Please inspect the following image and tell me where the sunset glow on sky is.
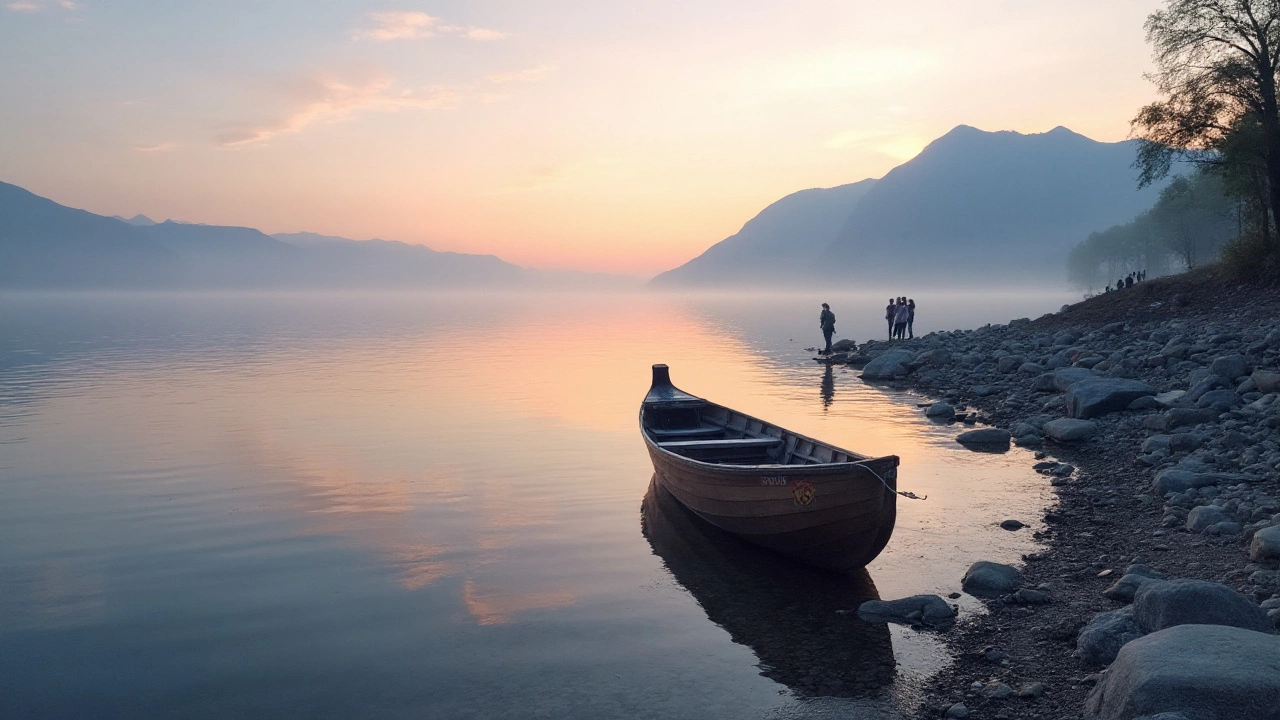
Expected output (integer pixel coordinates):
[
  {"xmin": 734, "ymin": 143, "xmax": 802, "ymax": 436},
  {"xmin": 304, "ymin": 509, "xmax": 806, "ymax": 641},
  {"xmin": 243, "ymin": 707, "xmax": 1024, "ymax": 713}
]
[{"xmin": 1, "ymin": 0, "xmax": 1163, "ymax": 275}]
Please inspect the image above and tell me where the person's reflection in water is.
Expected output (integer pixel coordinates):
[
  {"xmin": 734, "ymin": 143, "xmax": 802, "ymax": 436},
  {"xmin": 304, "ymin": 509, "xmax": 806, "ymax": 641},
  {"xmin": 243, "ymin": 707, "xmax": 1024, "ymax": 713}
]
[{"xmin": 821, "ymin": 364, "xmax": 835, "ymax": 411}]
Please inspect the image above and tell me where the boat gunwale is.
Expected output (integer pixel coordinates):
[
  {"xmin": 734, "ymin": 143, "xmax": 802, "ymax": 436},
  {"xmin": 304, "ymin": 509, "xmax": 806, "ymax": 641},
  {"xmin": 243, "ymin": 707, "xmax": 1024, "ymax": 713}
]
[{"xmin": 639, "ymin": 397, "xmax": 898, "ymax": 476}]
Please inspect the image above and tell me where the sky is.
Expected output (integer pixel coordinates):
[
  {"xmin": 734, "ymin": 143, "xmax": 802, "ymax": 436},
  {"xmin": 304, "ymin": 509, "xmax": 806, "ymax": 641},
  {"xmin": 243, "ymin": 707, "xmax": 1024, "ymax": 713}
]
[{"xmin": 0, "ymin": 0, "xmax": 1166, "ymax": 276}]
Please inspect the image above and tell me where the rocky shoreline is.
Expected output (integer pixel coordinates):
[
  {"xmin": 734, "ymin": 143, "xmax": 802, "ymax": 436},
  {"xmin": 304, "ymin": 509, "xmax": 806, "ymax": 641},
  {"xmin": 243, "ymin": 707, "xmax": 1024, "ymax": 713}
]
[{"xmin": 838, "ymin": 270, "xmax": 1280, "ymax": 719}]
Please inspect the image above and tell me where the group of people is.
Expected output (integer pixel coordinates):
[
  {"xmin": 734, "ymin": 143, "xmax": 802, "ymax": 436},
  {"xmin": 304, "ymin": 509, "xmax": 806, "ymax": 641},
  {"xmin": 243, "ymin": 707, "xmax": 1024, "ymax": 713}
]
[
  {"xmin": 816, "ymin": 297, "xmax": 918, "ymax": 355},
  {"xmin": 1105, "ymin": 270, "xmax": 1146, "ymax": 293},
  {"xmin": 886, "ymin": 297, "xmax": 915, "ymax": 340}
]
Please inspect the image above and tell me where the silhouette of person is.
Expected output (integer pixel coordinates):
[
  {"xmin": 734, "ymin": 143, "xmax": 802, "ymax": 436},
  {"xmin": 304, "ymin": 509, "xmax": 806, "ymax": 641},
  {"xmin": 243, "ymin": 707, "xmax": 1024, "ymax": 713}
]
[
  {"xmin": 819, "ymin": 303, "xmax": 836, "ymax": 354},
  {"xmin": 1125, "ymin": 275, "xmax": 1134, "ymax": 288},
  {"xmin": 820, "ymin": 364, "xmax": 834, "ymax": 410},
  {"xmin": 906, "ymin": 299, "xmax": 916, "ymax": 339},
  {"xmin": 893, "ymin": 300, "xmax": 909, "ymax": 340}
]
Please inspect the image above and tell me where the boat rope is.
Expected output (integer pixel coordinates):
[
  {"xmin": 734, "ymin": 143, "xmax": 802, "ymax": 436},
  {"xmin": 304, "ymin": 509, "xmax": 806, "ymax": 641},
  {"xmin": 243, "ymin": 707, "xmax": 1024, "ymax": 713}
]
[{"xmin": 857, "ymin": 462, "xmax": 927, "ymax": 501}]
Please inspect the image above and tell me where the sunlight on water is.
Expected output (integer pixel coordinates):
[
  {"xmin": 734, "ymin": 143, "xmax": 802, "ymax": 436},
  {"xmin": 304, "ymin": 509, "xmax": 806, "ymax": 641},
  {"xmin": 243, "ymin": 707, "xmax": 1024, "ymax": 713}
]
[{"xmin": 0, "ymin": 291, "xmax": 1068, "ymax": 719}]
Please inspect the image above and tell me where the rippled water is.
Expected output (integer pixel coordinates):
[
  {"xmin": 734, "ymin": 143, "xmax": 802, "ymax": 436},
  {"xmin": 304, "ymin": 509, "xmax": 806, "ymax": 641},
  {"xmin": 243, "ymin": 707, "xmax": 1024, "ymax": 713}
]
[{"xmin": 0, "ymin": 290, "xmax": 1072, "ymax": 719}]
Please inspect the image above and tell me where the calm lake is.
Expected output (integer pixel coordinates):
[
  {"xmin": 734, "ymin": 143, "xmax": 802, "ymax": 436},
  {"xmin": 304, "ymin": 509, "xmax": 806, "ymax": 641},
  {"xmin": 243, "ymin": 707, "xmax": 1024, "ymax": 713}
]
[{"xmin": 0, "ymin": 290, "xmax": 1075, "ymax": 719}]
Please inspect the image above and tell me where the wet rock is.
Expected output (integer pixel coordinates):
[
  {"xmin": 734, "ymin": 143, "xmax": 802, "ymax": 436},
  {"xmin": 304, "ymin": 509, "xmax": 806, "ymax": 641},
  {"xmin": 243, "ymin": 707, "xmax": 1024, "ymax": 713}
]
[
  {"xmin": 925, "ymin": 402, "xmax": 955, "ymax": 419},
  {"xmin": 944, "ymin": 702, "xmax": 968, "ymax": 719},
  {"xmin": 962, "ymin": 561, "xmax": 1022, "ymax": 597},
  {"xmin": 1065, "ymin": 378, "xmax": 1156, "ymax": 419},
  {"xmin": 829, "ymin": 338, "xmax": 857, "ymax": 353},
  {"xmin": 1000, "ymin": 519, "xmax": 1025, "ymax": 531},
  {"xmin": 1128, "ymin": 395, "xmax": 1164, "ymax": 411},
  {"xmin": 1083, "ymin": 625, "xmax": 1280, "ymax": 720},
  {"xmin": 856, "ymin": 594, "xmax": 956, "ymax": 628},
  {"xmin": 1132, "ymin": 579, "xmax": 1271, "ymax": 634},
  {"xmin": 1251, "ymin": 525, "xmax": 1280, "ymax": 562},
  {"xmin": 955, "ymin": 428, "xmax": 1011, "ymax": 447},
  {"xmin": 1043, "ymin": 418, "xmax": 1099, "ymax": 442},
  {"xmin": 1076, "ymin": 607, "xmax": 1143, "ymax": 665}
]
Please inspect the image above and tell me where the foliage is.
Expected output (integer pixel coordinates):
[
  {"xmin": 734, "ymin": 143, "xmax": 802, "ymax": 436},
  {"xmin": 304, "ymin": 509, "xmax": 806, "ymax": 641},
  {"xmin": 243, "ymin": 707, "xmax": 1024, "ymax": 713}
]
[
  {"xmin": 1221, "ymin": 227, "xmax": 1280, "ymax": 280},
  {"xmin": 1132, "ymin": 0, "xmax": 1280, "ymax": 274},
  {"xmin": 1067, "ymin": 171, "xmax": 1237, "ymax": 289}
]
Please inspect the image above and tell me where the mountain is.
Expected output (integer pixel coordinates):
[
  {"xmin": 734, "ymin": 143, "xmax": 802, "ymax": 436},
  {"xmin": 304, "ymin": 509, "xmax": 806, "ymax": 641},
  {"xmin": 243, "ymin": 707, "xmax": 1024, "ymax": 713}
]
[
  {"xmin": 112, "ymin": 213, "xmax": 158, "ymax": 226},
  {"xmin": 652, "ymin": 126, "xmax": 1163, "ymax": 288},
  {"xmin": 649, "ymin": 180, "xmax": 876, "ymax": 287},
  {"xmin": 0, "ymin": 181, "xmax": 630, "ymax": 290}
]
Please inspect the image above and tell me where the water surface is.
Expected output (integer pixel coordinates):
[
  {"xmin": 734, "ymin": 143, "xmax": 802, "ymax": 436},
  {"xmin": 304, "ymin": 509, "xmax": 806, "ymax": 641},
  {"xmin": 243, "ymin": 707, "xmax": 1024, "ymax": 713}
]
[{"xmin": 0, "ymin": 290, "xmax": 1070, "ymax": 719}]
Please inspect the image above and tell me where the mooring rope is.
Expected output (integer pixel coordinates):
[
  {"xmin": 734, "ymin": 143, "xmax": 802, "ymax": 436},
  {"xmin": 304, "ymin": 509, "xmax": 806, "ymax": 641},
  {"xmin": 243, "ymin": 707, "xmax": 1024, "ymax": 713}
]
[{"xmin": 856, "ymin": 462, "xmax": 927, "ymax": 501}]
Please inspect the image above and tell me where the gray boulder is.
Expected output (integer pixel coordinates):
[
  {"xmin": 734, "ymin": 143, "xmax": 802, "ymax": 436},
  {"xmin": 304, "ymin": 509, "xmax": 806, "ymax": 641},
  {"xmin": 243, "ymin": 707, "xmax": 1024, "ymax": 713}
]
[
  {"xmin": 1043, "ymin": 418, "xmax": 1099, "ymax": 442},
  {"xmin": 1104, "ymin": 574, "xmax": 1167, "ymax": 604},
  {"xmin": 1196, "ymin": 389, "xmax": 1243, "ymax": 410},
  {"xmin": 861, "ymin": 351, "xmax": 912, "ymax": 380},
  {"xmin": 1161, "ymin": 407, "xmax": 1221, "ymax": 430},
  {"xmin": 1084, "ymin": 624, "xmax": 1280, "ymax": 720},
  {"xmin": 1050, "ymin": 367, "xmax": 1100, "ymax": 391},
  {"xmin": 997, "ymin": 355, "xmax": 1026, "ymax": 373},
  {"xmin": 856, "ymin": 594, "xmax": 956, "ymax": 628},
  {"xmin": 956, "ymin": 428, "xmax": 1011, "ymax": 447},
  {"xmin": 1132, "ymin": 579, "xmax": 1271, "ymax": 634},
  {"xmin": 1209, "ymin": 353, "xmax": 1251, "ymax": 380},
  {"xmin": 1185, "ymin": 505, "xmax": 1232, "ymax": 533},
  {"xmin": 1251, "ymin": 525, "xmax": 1280, "ymax": 562},
  {"xmin": 1066, "ymin": 378, "xmax": 1156, "ymax": 419},
  {"xmin": 1152, "ymin": 469, "xmax": 1213, "ymax": 495},
  {"xmin": 925, "ymin": 402, "xmax": 955, "ymax": 419},
  {"xmin": 962, "ymin": 561, "xmax": 1022, "ymax": 597},
  {"xmin": 1253, "ymin": 369, "xmax": 1280, "ymax": 394},
  {"xmin": 830, "ymin": 338, "xmax": 857, "ymax": 352},
  {"xmin": 1077, "ymin": 606, "xmax": 1143, "ymax": 665}
]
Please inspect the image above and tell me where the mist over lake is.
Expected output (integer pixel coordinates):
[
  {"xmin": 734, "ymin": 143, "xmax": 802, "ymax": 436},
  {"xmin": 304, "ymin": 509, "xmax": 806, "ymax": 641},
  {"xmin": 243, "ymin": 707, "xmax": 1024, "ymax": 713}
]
[{"xmin": 1, "ymin": 289, "xmax": 1070, "ymax": 719}]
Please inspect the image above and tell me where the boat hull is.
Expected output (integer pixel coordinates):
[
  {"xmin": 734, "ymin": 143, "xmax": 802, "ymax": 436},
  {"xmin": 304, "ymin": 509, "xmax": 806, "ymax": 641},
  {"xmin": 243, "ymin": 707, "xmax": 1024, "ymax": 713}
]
[{"xmin": 644, "ymin": 438, "xmax": 898, "ymax": 571}]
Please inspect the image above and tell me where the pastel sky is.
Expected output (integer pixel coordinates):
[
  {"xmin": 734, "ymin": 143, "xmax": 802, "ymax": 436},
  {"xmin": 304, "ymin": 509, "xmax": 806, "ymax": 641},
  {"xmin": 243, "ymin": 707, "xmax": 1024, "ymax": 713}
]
[{"xmin": 0, "ymin": 0, "xmax": 1164, "ymax": 275}]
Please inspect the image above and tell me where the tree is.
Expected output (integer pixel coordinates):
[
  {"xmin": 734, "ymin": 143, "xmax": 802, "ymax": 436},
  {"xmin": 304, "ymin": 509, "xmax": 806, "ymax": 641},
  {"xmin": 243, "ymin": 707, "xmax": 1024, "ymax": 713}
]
[{"xmin": 1133, "ymin": 0, "xmax": 1280, "ymax": 245}]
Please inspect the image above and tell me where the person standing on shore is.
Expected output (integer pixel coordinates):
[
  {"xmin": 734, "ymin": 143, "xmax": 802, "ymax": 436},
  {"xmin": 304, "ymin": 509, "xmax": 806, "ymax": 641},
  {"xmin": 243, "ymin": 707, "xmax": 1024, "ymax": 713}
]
[
  {"xmin": 906, "ymin": 299, "xmax": 916, "ymax": 339},
  {"xmin": 819, "ymin": 303, "xmax": 836, "ymax": 354},
  {"xmin": 893, "ymin": 299, "xmax": 910, "ymax": 340},
  {"xmin": 885, "ymin": 298, "xmax": 896, "ymax": 339}
]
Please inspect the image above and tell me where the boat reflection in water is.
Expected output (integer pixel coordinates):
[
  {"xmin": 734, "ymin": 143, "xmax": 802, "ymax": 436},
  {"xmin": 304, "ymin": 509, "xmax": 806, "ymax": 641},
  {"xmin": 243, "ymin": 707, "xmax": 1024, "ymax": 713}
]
[{"xmin": 641, "ymin": 479, "xmax": 896, "ymax": 698}]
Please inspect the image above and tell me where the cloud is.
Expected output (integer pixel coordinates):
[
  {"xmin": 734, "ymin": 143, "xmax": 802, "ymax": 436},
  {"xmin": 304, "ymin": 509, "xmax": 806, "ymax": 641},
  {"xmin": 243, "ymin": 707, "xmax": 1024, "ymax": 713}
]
[
  {"xmin": 354, "ymin": 11, "xmax": 506, "ymax": 42},
  {"xmin": 132, "ymin": 142, "xmax": 176, "ymax": 153},
  {"xmin": 217, "ymin": 73, "xmax": 461, "ymax": 147},
  {"xmin": 485, "ymin": 65, "xmax": 555, "ymax": 85},
  {"xmin": 5, "ymin": 0, "xmax": 78, "ymax": 10}
]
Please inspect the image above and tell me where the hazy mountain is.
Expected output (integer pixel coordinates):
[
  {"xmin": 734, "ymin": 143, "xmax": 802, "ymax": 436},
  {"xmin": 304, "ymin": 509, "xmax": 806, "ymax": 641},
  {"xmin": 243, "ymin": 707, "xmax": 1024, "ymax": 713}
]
[
  {"xmin": 1, "ymin": 181, "xmax": 181, "ymax": 288},
  {"xmin": 112, "ymin": 213, "xmax": 158, "ymax": 226},
  {"xmin": 0, "ymin": 182, "xmax": 631, "ymax": 289},
  {"xmin": 652, "ymin": 126, "xmax": 1163, "ymax": 288},
  {"xmin": 649, "ymin": 180, "xmax": 876, "ymax": 287}
]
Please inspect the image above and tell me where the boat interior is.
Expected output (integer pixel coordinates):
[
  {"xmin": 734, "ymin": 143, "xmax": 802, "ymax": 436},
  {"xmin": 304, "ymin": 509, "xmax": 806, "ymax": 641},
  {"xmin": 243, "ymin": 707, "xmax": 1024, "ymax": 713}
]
[{"xmin": 642, "ymin": 401, "xmax": 860, "ymax": 466}]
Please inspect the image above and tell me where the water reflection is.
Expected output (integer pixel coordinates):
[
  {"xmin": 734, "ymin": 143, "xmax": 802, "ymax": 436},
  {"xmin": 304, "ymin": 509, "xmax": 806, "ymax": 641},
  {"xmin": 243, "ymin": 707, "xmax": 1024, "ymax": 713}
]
[
  {"xmin": 641, "ymin": 479, "xmax": 895, "ymax": 698},
  {"xmin": 820, "ymin": 364, "xmax": 834, "ymax": 410}
]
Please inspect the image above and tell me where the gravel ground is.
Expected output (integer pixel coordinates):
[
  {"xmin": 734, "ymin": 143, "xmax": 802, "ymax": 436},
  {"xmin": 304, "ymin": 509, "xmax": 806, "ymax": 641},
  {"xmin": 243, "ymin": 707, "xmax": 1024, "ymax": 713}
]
[{"xmin": 841, "ymin": 268, "xmax": 1280, "ymax": 719}]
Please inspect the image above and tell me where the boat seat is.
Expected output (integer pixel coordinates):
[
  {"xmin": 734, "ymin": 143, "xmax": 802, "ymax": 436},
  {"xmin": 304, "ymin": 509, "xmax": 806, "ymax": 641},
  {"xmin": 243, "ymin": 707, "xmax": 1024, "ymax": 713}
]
[
  {"xmin": 648, "ymin": 425, "xmax": 723, "ymax": 439},
  {"xmin": 658, "ymin": 437, "xmax": 782, "ymax": 451}
]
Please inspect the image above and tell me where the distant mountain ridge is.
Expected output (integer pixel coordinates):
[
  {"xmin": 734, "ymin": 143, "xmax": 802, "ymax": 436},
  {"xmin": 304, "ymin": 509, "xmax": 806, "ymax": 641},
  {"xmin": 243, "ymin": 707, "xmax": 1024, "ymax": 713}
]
[
  {"xmin": 0, "ymin": 182, "xmax": 636, "ymax": 290},
  {"xmin": 651, "ymin": 125, "xmax": 1163, "ymax": 288}
]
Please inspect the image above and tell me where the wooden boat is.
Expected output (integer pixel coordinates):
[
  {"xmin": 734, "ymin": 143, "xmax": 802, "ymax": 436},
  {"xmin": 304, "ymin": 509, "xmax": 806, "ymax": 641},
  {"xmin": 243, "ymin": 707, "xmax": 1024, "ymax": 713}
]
[{"xmin": 640, "ymin": 364, "xmax": 900, "ymax": 571}]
